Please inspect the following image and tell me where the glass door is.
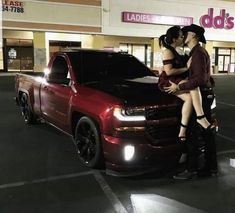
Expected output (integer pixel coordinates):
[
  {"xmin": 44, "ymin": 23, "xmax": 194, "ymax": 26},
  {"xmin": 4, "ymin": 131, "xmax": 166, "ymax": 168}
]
[
  {"xmin": 218, "ymin": 55, "xmax": 231, "ymax": 72},
  {"xmin": 6, "ymin": 39, "xmax": 33, "ymax": 72},
  {"xmin": 217, "ymin": 48, "xmax": 231, "ymax": 73}
]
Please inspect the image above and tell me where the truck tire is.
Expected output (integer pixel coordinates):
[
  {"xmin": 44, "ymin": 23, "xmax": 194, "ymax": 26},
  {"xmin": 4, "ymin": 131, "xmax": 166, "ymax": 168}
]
[
  {"xmin": 20, "ymin": 93, "xmax": 36, "ymax": 124},
  {"xmin": 74, "ymin": 116, "xmax": 104, "ymax": 169}
]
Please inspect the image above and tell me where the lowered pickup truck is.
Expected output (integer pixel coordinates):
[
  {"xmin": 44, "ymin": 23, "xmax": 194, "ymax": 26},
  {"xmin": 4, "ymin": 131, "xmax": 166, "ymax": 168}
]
[{"xmin": 15, "ymin": 49, "xmax": 216, "ymax": 176}]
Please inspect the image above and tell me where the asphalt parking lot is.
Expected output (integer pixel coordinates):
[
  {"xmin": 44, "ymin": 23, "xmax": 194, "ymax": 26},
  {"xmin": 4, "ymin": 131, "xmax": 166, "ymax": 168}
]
[{"xmin": 0, "ymin": 74, "xmax": 235, "ymax": 213}]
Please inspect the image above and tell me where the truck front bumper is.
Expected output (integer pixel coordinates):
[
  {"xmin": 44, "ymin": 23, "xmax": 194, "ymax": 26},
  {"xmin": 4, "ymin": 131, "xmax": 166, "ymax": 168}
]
[{"xmin": 102, "ymin": 133, "xmax": 183, "ymax": 177}]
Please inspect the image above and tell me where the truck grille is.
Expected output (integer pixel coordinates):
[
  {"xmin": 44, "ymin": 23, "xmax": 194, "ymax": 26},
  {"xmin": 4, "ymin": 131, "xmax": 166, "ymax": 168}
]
[
  {"xmin": 145, "ymin": 105, "xmax": 181, "ymax": 144},
  {"xmin": 145, "ymin": 105, "xmax": 181, "ymax": 120},
  {"xmin": 146, "ymin": 125, "xmax": 178, "ymax": 144}
]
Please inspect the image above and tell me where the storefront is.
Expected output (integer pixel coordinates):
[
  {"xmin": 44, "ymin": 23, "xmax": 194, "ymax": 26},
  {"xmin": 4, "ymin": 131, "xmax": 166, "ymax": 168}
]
[
  {"xmin": 102, "ymin": 0, "xmax": 235, "ymax": 73},
  {"xmin": 213, "ymin": 44, "xmax": 235, "ymax": 73},
  {"xmin": 1, "ymin": 0, "xmax": 102, "ymax": 72},
  {"xmin": 1, "ymin": 0, "xmax": 235, "ymax": 74},
  {"xmin": 3, "ymin": 38, "xmax": 33, "ymax": 72}
]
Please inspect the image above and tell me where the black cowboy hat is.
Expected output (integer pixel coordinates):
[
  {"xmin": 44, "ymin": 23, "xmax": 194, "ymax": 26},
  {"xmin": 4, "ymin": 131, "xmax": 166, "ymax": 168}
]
[{"xmin": 182, "ymin": 24, "xmax": 206, "ymax": 44}]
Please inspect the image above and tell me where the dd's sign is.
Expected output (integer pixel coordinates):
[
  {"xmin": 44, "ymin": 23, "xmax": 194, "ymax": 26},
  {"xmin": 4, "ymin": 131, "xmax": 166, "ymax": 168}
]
[{"xmin": 200, "ymin": 8, "xmax": 234, "ymax": 30}]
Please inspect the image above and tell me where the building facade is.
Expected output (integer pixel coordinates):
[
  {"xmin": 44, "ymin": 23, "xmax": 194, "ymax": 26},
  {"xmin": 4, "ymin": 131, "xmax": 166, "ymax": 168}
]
[{"xmin": 1, "ymin": 0, "xmax": 235, "ymax": 73}]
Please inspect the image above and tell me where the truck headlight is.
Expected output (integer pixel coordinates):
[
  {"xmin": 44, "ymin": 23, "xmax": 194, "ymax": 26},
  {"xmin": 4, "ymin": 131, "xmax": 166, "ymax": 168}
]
[
  {"xmin": 113, "ymin": 107, "xmax": 146, "ymax": 121},
  {"xmin": 124, "ymin": 145, "xmax": 135, "ymax": 161}
]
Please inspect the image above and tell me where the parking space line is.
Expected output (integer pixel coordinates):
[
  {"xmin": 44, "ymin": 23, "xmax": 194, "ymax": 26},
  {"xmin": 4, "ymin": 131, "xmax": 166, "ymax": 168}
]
[
  {"xmin": 217, "ymin": 101, "xmax": 235, "ymax": 107},
  {"xmin": 217, "ymin": 133, "xmax": 235, "ymax": 143},
  {"xmin": 93, "ymin": 171, "xmax": 128, "ymax": 213},
  {"xmin": 217, "ymin": 149, "xmax": 235, "ymax": 155},
  {"xmin": 0, "ymin": 171, "xmax": 92, "ymax": 190},
  {"xmin": 217, "ymin": 133, "xmax": 235, "ymax": 156},
  {"xmin": 0, "ymin": 181, "xmax": 27, "ymax": 190}
]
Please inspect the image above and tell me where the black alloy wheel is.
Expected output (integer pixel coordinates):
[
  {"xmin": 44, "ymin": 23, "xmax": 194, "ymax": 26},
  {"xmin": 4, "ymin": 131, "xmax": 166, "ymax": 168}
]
[
  {"xmin": 74, "ymin": 116, "xmax": 104, "ymax": 168},
  {"xmin": 20, "ymin": 93, "xmax": 35, "ymax": 124}
]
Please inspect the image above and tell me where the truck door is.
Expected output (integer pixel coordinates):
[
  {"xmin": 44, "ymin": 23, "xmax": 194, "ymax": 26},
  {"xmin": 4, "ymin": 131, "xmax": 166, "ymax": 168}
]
[{"xmin": 40, "ymin": 55, "xmax": 71, "ymax": 131}]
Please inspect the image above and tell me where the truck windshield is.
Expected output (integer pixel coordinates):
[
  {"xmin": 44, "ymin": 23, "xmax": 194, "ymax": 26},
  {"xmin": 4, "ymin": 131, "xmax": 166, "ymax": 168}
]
[{"xmin": 69, "ymin": 51, "xmax": 155, "ymax": 84}]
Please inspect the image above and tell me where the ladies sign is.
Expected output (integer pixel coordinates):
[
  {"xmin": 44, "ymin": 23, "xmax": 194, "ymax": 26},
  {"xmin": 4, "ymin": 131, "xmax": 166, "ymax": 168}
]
[
  {"xmin": 122, "ymin": 12, "xmax": 193, "ymax": 26},
  {"xmin": 200, "ymin": 8, "xmax": 234, "ymax": 30}
]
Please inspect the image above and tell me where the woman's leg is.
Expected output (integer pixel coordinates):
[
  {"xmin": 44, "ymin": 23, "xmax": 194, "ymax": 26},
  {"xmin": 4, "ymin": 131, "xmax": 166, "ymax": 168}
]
[
  {"xmin": 189, "ymin": 87, "xmax": 211, "ymax": 129},
  {"xmin": 176, "ymin": 92, "xmax": 193, "ymax": 139}
]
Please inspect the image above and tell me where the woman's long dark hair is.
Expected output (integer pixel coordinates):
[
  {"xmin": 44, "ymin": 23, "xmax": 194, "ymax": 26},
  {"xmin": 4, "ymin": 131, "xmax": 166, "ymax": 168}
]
[{"xmin": 159, "ymin": 25, "xmax": 182, "ymax": 60}]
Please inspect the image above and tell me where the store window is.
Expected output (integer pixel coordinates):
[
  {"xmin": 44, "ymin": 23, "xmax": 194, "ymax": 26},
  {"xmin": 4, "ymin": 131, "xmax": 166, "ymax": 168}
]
[
  {"xmin": 49, "ymin": 41, "xmax": 81, "ymax": 58},
  {"xmin": 0, "ymin": 49, "xmax": 3, "ymax": 71},
  {"xmin": 214, "ymin": 47, "xmax": 235, "ymax": 73},
  {"xmin": 6, "ymin": 39, "xmax": 33, "ymax": 72},
  {"xmin": 119, "ymin": 43, "xmax": 151, "ymax": 67},
  {"xmin": 230, "ymin": 49, "xmax": 235, "ymax": 73}
]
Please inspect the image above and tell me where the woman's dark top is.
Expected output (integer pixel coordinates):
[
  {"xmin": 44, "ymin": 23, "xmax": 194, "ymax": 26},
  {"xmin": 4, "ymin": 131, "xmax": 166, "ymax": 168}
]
[{"xmin": 158, "ymin": 54, "xmax": 189, "ymax": 92}]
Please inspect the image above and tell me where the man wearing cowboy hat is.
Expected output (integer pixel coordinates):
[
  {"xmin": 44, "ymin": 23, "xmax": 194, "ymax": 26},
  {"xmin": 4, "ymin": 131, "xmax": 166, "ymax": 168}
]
[
  {"xmin": 165, "ymin": 24, "xmax": 218, "ymax": 179},
  {"xmin": 165, "ymin": 24, "xmax": 209, "ymax": 92}
]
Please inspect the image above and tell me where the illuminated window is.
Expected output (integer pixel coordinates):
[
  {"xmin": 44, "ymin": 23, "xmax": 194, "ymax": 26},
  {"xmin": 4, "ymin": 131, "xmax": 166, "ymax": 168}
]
[
  {"xmin": 6, "ymin": 39, "xmax": 33, "ymax": 72},
  {"xmin": 119, "ymin": 43, "xmax": 151, "ymax": 67}
]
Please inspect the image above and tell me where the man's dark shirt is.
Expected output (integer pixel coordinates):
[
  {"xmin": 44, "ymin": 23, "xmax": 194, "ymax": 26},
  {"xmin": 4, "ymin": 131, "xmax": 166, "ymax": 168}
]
[{"xmin": 179, "ymin": 44, "xmax": 211, "ymax": 90}]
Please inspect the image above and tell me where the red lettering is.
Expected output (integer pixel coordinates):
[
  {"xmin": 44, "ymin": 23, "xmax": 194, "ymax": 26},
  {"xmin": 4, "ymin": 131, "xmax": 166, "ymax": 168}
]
[
  {"xmin": 213, "ymin": 9, "xmax": 225, "ymax": 29},
  {"xmin": 200, "ymin": 8, "xmax": 213, "ymax": 28},
  {"xmin": 14, "ymin": 1, "xmax": 20, "ymax": 7},
  {"xmin": 225, "ymin": 17, "xmax": 234, "ymax": 29},
  {"xmin": 200, "ymin": 8, "xmax": 234, "ymax": 30},
  {"xmin": 3, "ymin": 1, "xmax": 23, "ymax": 7},
  {"xmin": 3, "ymin": 0, "xmax": 9, "ymax": 5}
]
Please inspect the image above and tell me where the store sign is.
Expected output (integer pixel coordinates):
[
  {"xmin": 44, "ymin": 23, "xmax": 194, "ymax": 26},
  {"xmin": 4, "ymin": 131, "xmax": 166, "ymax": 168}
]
[
  {"xmin": 200, "ymin": 8, "xmax": 234, "ymax": 29},
  {"xmin": 8, "ymin": 48, "xmax": 17, "ymax": 59},
  {"xmin": 122, "ymin": 11, "xmax": 193, "ymax": 26},
  {"xmin": 0, "ymin": 2, "xmax": 2, "ymax": 49},
  {"xmin": 2, "ymin": 1, "xmax": 24, "ymax": 13}
]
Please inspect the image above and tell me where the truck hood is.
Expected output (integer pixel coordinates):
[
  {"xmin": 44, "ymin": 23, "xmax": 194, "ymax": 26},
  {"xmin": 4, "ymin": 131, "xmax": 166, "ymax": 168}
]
[{"xmin": 84, "ymin": 76, "xmax": 180, "ymax": 106}]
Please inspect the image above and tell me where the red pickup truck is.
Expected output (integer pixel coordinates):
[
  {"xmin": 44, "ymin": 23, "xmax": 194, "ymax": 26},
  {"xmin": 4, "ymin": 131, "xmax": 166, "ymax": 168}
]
[{"xmin": 15, "ymin": 49, "xmax": 216, "ymax": 176}]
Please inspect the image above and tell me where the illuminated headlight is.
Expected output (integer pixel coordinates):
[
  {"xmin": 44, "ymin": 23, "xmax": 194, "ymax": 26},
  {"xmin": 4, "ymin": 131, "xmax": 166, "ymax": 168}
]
[
  {"xmin": 211, "ymin": 97, "xmax": 216, "ymax": 110},
  {"xmin": 113, "ymin": 107, "xmax": 145, "ymax": 121},
  {"xmin": 124, "ymin": 145, "xmax": 135, "ymax": 161}
]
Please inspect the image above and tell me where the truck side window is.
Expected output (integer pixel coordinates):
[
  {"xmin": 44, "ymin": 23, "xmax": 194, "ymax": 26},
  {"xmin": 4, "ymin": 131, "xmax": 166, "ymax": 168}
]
[{"xmin": 50, "ymin": 56, "xmax": 70, "ymax": 85}]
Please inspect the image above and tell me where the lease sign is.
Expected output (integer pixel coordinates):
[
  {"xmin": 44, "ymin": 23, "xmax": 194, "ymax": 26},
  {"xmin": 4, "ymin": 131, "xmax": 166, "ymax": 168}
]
[{"xmin": 2, "ymin": 1, "xmax": 24, "ymax": 13}]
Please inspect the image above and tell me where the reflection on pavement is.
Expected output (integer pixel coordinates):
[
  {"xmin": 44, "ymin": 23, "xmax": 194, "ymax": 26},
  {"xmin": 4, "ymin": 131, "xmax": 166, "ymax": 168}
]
[{"xmin": 131, "ymin": 194, "xmax": 205, "ymax": 213}]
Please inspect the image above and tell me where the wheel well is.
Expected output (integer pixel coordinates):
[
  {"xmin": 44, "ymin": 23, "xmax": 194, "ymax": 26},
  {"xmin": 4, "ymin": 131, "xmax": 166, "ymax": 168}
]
[
  {"xmin": 71, "ymin": 112, "xmax": 101, "ymax": 138},
  {"xmin": 71, "ymin": 111, "xmax": 83, "ymax": 137},
  {"xmin": 18, "ymin": 91, "xmax": 24, "ymax": 102}
]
